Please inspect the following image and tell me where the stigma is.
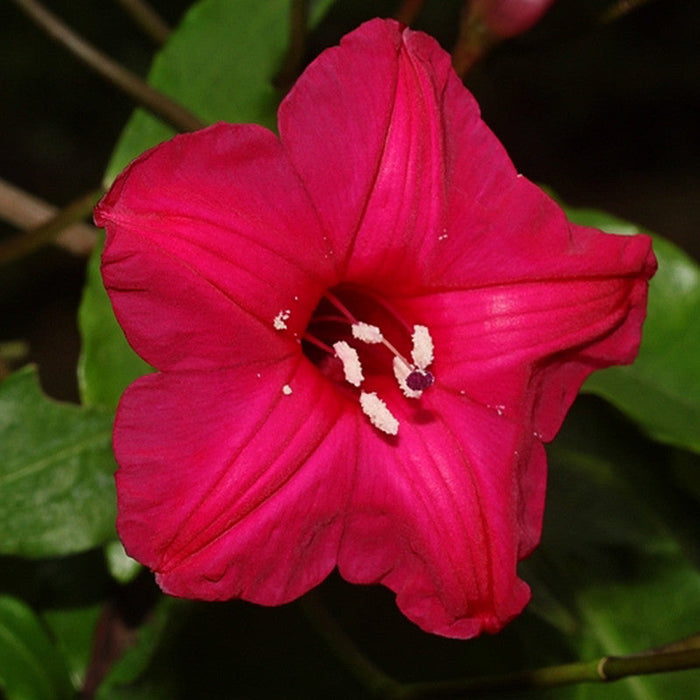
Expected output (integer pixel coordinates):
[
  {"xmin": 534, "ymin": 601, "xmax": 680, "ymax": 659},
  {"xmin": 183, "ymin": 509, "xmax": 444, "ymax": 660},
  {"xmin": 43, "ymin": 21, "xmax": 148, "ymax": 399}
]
[{"xmin": 407, "ymin": 369, "xmax": 435, "ymax": 391}]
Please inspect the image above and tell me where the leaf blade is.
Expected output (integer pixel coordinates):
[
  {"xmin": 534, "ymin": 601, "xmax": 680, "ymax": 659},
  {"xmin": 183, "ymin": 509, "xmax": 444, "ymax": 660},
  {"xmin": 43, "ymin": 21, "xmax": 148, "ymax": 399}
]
[
  {"xmin": 0, "ymin": 596, "xmax": 73, "ymax": 700},
  {"xmin": 0, "ymin": 367, "xmax": 117, "ymax": 557}
]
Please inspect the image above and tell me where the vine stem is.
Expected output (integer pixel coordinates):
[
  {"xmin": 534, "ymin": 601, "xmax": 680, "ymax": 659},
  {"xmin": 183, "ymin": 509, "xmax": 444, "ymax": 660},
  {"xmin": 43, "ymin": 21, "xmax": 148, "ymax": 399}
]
[
  {"xmin": 0, "ymin": 178, "xmax": 98, "ymax": 257},
  {"xmin": 8, "ymin": 0, "xmax": 205, "ymax": 133},
  {"xmin": 394, "ymin": 0, "xmax": 427, "ymax": 25},
  {"xmin": 451, "ymin": 1, "xmax": 496, "ymax": 79},
  {"xmin": 395, "ymin": 644, "xmax": 700, "ymax": 698},
  {"xmin": 0, "ymin": 184, "xmax": 103, "ymax": 265},
  {"xmin": 302, "ymin": 594, "xmax": 700, "ymax": 699},
  {"xmin": 114, "ymin": 0, "xmax": 171, "ymax": 45},
  {"xmin": 601, "ymin": 0, "xmax": 659, "ymax": 24},
  {"xmin": 275, "ymin": 0, "xmax": 308, "ymax": 94},
  {"xmin": 299, "ymin": 592, "xmax": 400, "ymax": 698}
]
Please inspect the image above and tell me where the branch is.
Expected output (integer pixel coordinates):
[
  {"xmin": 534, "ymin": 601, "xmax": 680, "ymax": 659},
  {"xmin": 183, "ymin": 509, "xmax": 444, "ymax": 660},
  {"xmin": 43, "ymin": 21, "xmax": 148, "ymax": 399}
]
[
  {"xmin": 275, "ymin": 0, "xmax": 308, "ymax": 93},
  {"xmin": 0, "ymin": 184, "xmax": 103, "ymax": 265},
  {"xmin": 394, "ymin": 0, "xmax": 427, "ymax": 25},
  {"xmin": 114, "ymin": 0, "xmax": 171, "ymax": 46},
  {"xmin": 451, "ymin": 2, "xmax": 495, "ymax": 79},
  {"xmin": 396, "ymin": 634, "xmax": 700, "ymax": 698},
  {"xmin": 299, "ymin": 593, "xmax": 400, "ymax": 698},
  {"xmin": 303, "ymin": 596, "xmax": 700, "ymax": 700},
  {"xmin": 0, "ymin": 178, "xmax": 98, "ymax": 257},
  {"xmin": 601, "ymin": 0, "xmax": 660, "ymax": 24},
  {"xmin": 9, "ymin": 0, "xmax": 205, "ymax": 133}
]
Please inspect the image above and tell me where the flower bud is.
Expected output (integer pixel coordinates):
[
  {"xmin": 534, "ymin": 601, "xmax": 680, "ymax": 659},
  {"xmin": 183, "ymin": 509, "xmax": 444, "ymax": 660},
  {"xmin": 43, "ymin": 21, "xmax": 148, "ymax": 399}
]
[{"xmin": 470, "ymin": 0, "xmax": 556, "ymax": 39}]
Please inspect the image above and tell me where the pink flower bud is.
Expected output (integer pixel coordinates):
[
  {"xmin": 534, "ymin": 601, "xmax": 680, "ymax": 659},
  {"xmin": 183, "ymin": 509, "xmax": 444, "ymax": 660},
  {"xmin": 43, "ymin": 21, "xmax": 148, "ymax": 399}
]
[{"xmin": 470, "ymin": 0, "xmax": 556, "ymax": 39}]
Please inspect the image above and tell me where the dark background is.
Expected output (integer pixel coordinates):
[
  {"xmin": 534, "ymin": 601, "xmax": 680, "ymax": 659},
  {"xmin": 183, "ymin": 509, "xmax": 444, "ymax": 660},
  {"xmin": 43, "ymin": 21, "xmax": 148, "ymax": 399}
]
[{"xmin": 1, "ymin": 0, "xmax": 698, "ymax": 401}]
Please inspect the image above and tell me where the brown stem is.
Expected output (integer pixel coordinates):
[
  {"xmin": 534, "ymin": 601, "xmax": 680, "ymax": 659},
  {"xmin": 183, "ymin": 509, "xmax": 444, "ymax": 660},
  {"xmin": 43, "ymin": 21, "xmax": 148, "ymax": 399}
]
[
  {"xmin": 9, "ymin": 0, "xmax": 205, "ymax": 133},
  {"xmin": 451, "ymin": 4, "xmax": 496, "ymax": 79},
  {"xmin": 302, "ymin": 595, "xmax": 700, "ymax": 700},
  {"xmin": 114, "ymin": 0, "xmax": 171, "ymax": 45},
  {"xmin": 601, "ymin": 0, "xmax": 659, "ymax": 24},
  {"xmin": 274, "ymin": 0, "xmax": 308, "ymax": 94},
  {"xmin": 0, "ymin": 178, "xmax": 98, "ymax": 257},
  {"xmin": 0, "ymin": 186, "xmax": 103, "ymax": 265},
  {"xmin": 395, "ymin": 636, "xmax": 700, "ymax": 698},
  {"xmin": 299, "ymin": 592, "xmax": 400, "ymax": 698},
  {"xmin": 394, "ymin": 0, "xmax": 427, "ymax": 25}
]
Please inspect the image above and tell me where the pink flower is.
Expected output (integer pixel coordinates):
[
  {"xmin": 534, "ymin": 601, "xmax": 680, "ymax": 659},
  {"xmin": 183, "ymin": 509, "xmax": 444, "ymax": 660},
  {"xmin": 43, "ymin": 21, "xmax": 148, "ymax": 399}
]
[{"xmin": 94, "ymin": 19, "xmax": 655, "ymax": 638}]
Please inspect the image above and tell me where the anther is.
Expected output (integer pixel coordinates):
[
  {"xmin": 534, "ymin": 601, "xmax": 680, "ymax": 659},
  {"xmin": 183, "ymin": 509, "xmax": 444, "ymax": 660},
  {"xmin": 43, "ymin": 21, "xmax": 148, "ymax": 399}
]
[
  {"xmin": 352, "ymin": 322, "xmax": 383, "ymax": 344},
  {"xmin": 273, "ymin": 309, "xmax": 291, "ymax": 330},
  {"xmin": 308, "ymin": 293, "xmax": 438, "ymax": 434},
  {"xmin": 333, "ymin": 340, "xmax": 364, "ymax": 387},
  {"xmin": 360, "ymin": 391, "xmax": 399, "ymax": 436},
  {"xmin": 411, "ymin": 325, "xmax": 434, "ymax": 369}
]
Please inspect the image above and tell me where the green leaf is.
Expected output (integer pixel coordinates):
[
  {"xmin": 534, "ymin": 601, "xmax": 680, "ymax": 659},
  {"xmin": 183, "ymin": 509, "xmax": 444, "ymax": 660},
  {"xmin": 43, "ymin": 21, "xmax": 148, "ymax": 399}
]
[
  {"xmin": 78, "ymin": 236, "xmax": 151, "ymax": 410},
  {"xmin": 42, "ymin": 605, "xmax": 102, "ymax": 692},
  {"xmin": 104, "ymin": 0, "xmax": 337, "ymax": 183},
  {"xmin": 532, "ymin": 399, "xmax": 700, "ymax": 699},
  {"xmin": 0, "ymin": 366, "xmax": 117, "ymax": 557},
  {"xmin": 565, "ymin": 205, "xmax": 700, "ymax": 454},
  {"xmin": 0, "ymin": 595, "xmax": 73, "ymax": 700}
]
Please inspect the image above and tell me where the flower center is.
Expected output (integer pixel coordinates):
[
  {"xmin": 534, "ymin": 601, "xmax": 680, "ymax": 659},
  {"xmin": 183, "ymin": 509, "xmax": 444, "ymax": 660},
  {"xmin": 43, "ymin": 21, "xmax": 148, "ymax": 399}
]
[{"xmin": 301, "ymin": 285, "xmax": 435, "ymax": 436}]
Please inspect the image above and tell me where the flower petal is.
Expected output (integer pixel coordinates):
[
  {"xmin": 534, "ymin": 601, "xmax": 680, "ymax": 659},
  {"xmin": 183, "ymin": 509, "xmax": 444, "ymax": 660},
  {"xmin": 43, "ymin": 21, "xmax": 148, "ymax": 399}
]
[
  {"xmin": 279, "ymin": 20, "xmax": 455, "ymax": 288},
  {"xmin": 428, "ymin": 61, "xmax": 656, "ymax": 292},
  {"xmin": 115, "ymin": 358, "xmax": 358, "ymax": 603},
  {"xmin": 338, "ymin": 380, "xmax": 542, "ymax": 638},
  {"xmin": 395, "ymin": 233, "xmax": 653, "ymax": 441},
  {"xmin": 96, "ymin": 123, "xmax": 333, "ymax": 370}
]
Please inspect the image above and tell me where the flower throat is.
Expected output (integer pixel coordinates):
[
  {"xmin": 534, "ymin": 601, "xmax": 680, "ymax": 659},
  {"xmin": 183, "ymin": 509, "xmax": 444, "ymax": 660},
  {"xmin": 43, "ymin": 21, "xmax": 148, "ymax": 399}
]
[{"xmin": 300, "ymin": 287, "xmax": 435, "ymax": 436}]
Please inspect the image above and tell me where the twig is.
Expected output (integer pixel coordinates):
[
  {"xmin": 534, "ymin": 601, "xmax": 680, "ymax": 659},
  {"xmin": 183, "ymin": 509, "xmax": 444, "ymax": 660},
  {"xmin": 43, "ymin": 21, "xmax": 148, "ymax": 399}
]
[
  {"xmin": 274, "ymin": 0, "xmax": 308, "ymax": 93},
  {"xmin": 302, "ymin": 595, "xmax": 700, "ymax": 700},
  {"xmin": 114, "ymin": 0, "xmax": 171, "ymax": 46},
  {"xmin": 299, "ymin": 592, "xmax": 400, "ymax": 698},
  {"xmin": 0, "ymin": 186, "xmax": 104, "ymax": 265},
  {"xmin": 451, "ymin": 3, "xmax": 495, "ymax": 79},
  {"xmin": 601, "ymin": 0, "xmax": 659, "ymax": 24},
  {"xmin": 395, "ymin": 634, "xmax": 700, "ymax": 698},
  {"xmin": 9, "ymin": 0, "xmax": 205, "ymax": 133},
  {"xmin": 394, "ymin": 0, "xmax": 427, "ymax": 25},
  {"xmin": 0, "ymin": 178, "xmax": 98, "ymax": 257}
]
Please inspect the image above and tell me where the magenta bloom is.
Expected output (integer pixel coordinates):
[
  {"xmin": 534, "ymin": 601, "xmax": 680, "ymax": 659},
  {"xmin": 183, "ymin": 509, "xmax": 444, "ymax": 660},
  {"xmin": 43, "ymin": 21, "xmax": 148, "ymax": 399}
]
[{"xmin": 95, "ymin": 19, "xmax": 655, "ymax": 638}]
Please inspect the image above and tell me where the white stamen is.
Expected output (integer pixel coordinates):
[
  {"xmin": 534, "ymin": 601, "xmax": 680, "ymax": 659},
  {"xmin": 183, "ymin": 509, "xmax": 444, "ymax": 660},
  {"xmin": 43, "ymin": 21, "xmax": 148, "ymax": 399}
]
[
  {"xmin": 411, "ymin": 325, "xmax": 434, "ymax": 369},
  {"xmin": 360, "ymin": 391, "xmax": 399, "ymax": 436},
  {"xmin": 273, "ymin": 309, "xmax": 291, "ymax": 330},
  {"xmin": 333, "ymin": 341, "xmax": 364, "ymax": 387},
  {"xmin": 352, "ymin": 322, "xmax": 384, "ymax": 344},
  {"xmin": 282, "ymin": 384, "xmax": 293, "ymax": 395},
  {"xmin": 392, "ymin": 357, "xmax": 422, "ymax": 399}
]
